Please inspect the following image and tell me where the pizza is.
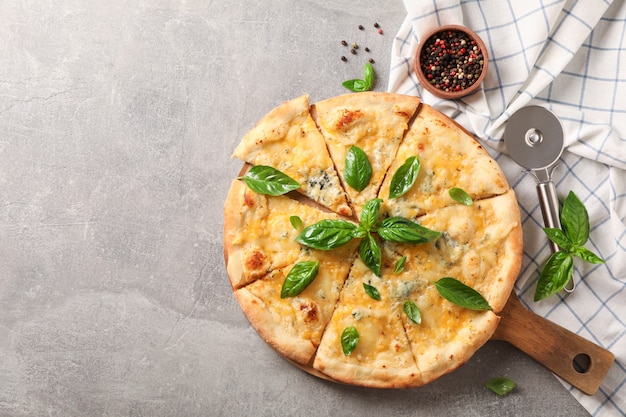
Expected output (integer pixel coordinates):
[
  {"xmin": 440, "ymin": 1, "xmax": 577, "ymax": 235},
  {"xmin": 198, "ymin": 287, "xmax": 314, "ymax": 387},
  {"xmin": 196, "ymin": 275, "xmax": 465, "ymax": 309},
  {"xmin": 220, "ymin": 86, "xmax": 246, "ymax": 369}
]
[{"xmin": 224, "ymin": 92, "xmax": 523, "ymax": 388}]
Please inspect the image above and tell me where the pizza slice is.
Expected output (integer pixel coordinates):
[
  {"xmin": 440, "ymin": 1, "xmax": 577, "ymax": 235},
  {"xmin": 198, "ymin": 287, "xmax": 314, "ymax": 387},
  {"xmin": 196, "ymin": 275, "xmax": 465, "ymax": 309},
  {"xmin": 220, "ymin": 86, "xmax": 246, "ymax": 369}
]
[
  {"xmin": 232, "ymin": 94, "xmax": 352, "ymax": 217},
  {"xmin": 383, "ymin": 189, "xmax": 522, "ymax": 314},
  {"xmin": 224, "ymin": 179, "xmax": 358, "ymax": 289},
  {"xmin": 379, "ymin": 104, "xmax": 509, "ymax": 220},
  {"xmin": 313, "ymin": 257, "xmax": 423, "ymax": 388},
  {"xmin": 234, "ymin": 243, "xmax": 357, "ymax": 365},
  {"xmin": 312, "ymin": 92, "xmax": 421, "ymax": 217},
  {"xmin": 383, "ymin": 263, "xmax": 500, "ymax": 384}
]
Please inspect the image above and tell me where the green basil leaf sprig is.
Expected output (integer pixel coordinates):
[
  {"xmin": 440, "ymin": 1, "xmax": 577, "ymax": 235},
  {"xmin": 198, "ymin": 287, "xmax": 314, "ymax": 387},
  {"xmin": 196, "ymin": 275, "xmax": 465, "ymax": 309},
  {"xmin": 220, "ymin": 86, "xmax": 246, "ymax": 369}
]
[
  {"xmin": 534, "ymin": 191, "xmax": 605, "ymax": 301},
  {"xmin": 434, "ymin": 277, "xmax": 492, "ymax": 311},
  {"xmin": 341, "ymin": 325, "xmax": 359, "ymax": 355},
  {"xmin": 295, "ymin": 198, "xmax": 440, "ymax": 276},
  {"xmin": 403, "ymin": 300, "xmax": 421, "ymax": 325},
  {"xmin": 534, "ymin": 252, "xmax": 574, "ymax": 301},
  {"xmin": 344, "ymin": 146, "xmax": 372, "ymax": 191},
  {"xmin": 360, "ymin": 198, "xmax": 382, "ymax": 230},
  {"xmin": 342, "ymin": 62, "xmax": 375, "ymax": 92},
  {"xmin": 376, "ymin": 217, "xmax": 442, "ymax": 244},
  {"xmin": 394, "ymin": 256, "xmax": 407, "ymax": 274},
  {"xmin": 363, "ymin": 282, "xmax": 381, "ymax": 300},
  {"xmin": 280, "ymin": 261, "xmax": 319, "ymax": 298},
  {"xmin": 295, "ymin": 219, "xmax": 358, "ymax": 250},
  {"xmin": 289, "ymin": 215, "xmax": 303, "ymax": 230},
  {"xmin": 239, "ymin": 165, "xmax": 300, "ymax": 196},
  {"xmin": 449, "ymin": 187, "xmax": 473, "ymax": 206},
  {"xmin": 389, "ymin": 156, "xmax": 421, "ymax": 199},
  {"xmin": 486, "ymin": 377, "xmax": 516, "ymax": 396},
  {"xmin": 359, "ymin": 233, "xmax": 382, "ymax": 276}
]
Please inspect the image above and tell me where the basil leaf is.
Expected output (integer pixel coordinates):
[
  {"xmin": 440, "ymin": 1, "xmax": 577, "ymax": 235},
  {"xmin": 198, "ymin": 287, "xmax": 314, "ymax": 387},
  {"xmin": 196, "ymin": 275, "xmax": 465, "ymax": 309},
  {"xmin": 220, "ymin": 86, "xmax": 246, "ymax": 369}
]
[
  {"xmin": 341, "ymin": 325, "xmax": 359, "ymax": 355},
  {"xmin": 342, "ymin": 63, "xmax": 375, "ymax": 92},
  {"xmin": 389, "ymin": 156, "xmax": 420, "ymax": 199},
  {"xmin": 449, "ymin": 187, "xmax": 473, "ymax": 206},
  {"xmin": 289, "ymin": 215, "xmax": 303, "ymax": 230},
  {"xmin": 280, "ymin": 261, "xmax": 319, "ymax": 298},
  {"xmin": 573, "ymin": 247, "xmax": 605, "ymax": 264},
  {"xmin": 239, "ymin": 165, "xmax": 300, "ymax": 196},
  {"xmin": 359, "ymin": 233, "xmax": 382, "ymax": 276},
  {"xmin": 403, "ymin": 300, "xmax": 421, "ymax": 324},
  {"xmin": 486, "ymin": 377, "xmax": 516, "ymax": 396},
  {"xmin": 363, "ymin": 283, "xmax": 381, "ymax": 300},
  {"xmin": 351, "ymin": 224, "xmax": 368, "ymax": 239},
  {"xmin": 360, "ymin": 198, "xmax": 382, "ymax": 230},
  {"xmin": 375, "ymin": 217, "xmax": 441, "ymax": 244},
  {"xmin": 394, "ymin": 255, "xmax": 407, "ymax": 274},
  {"xmin": 543, "ymin": 227, "xmax": 573, "ymax": 251},
  {"xmin": 342, "ymin": 79, "xmax": 369, "ymax": 93},
  {"xmin": 296, "ymin": 219, "xmax": 357, "ymax": 250},
  {"xmin": 561, "ymin": 191, "xmax": 589, "ymax": 247},
  {"xmin": 434, "ymin": 277, "xmax": 492, "ymax": 311},
  {"xmin": 363, "ymin": 62, "xmax": 374, "ymax": 88},
  {"xmin": 344, "ymin": 146, "xmax": 372, "ymax": 191},
  {"xmin": 534, "ymin": 251, "xmax": 574, "ymax": 301}
]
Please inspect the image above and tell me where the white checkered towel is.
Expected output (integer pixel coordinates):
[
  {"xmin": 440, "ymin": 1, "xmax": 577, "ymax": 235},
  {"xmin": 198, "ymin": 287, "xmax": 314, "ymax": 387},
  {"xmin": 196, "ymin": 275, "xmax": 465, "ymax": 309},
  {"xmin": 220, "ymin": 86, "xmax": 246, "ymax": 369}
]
[{"xmin": 388, "ymin": 1, "xmax": 626, "ymax": 415}]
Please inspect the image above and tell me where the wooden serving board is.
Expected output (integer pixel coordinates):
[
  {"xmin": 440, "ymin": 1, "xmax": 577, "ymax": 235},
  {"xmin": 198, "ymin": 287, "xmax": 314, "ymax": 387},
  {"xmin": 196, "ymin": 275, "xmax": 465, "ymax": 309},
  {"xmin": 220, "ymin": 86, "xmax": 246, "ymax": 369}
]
[
  {"xmin": 229, "ymin": 164, "xmax": 614, "ymax": 395},
  {"xmin": 491, "ymin": 292, "xmax": 614, "ymax": 395},
  {"xmin": 285, "ymin": 292, "xmax": 615, "ymax": 395}
]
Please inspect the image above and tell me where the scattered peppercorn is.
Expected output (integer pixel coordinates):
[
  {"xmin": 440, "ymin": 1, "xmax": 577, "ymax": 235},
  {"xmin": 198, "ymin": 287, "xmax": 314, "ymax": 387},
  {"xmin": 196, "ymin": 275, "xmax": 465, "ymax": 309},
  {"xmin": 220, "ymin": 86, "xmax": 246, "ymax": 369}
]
[
  {"xmin": 374, "ymin": 22, "xmax": 380, "ymax": 28},
  {"xmin": 419, "ymin": 29, "xmax": 484, "ymax": 92},
  {"xmin": 358, "ymin": 25, "xmax": 364, "ymax": 30},
  {"xmin": 341, "ymin": 40, "xmax": 348, "ymax": 46},
  {"xmin": 369, "ymin": 58, "xmax": 375, "ymax": 63},
  {"xmin": 377, "ymin": 29, "xmax": 383, "ymax": 35},
  {"xmin": 364, "ymin": 47, "xmax": 370, "ymax": 52},
  {"xmin": 341, "ymin": 56, "xmax": 347, "ymax": 61},
  {"xmin": 350, "ymin": 48, "xmax": 356, "ymax": 54}
]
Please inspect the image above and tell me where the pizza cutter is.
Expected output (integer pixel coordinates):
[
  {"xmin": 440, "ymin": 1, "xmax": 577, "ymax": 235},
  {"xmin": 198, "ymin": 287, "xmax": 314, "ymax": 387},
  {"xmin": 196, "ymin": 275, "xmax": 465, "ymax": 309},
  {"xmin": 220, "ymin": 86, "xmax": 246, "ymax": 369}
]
[{"xmin": 504, "ymin": 105, "xmax": 574, "ymax": 292}]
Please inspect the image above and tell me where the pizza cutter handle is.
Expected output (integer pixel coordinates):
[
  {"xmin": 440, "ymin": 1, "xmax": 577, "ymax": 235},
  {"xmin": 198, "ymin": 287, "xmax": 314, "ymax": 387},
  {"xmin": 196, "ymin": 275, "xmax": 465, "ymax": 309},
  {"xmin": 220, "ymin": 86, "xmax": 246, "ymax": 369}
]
[
  {"xmin": 537, "ymin": 180, "xmax": 561, "ymax": 252},
  {"xmin": 536, "ymin": 180, "xmax": 575, "ymax": 291},
  {"xmin": 493, "ymin": 294, "xmax": 615, "ymax": 395}
]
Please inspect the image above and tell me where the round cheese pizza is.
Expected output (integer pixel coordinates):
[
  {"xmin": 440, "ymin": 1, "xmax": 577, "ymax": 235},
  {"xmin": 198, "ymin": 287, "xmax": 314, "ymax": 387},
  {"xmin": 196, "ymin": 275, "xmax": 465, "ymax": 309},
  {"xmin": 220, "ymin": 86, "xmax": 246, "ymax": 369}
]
[{"xmin": 224, "ymin": 92, "xmax": 523, "ymax": 388}]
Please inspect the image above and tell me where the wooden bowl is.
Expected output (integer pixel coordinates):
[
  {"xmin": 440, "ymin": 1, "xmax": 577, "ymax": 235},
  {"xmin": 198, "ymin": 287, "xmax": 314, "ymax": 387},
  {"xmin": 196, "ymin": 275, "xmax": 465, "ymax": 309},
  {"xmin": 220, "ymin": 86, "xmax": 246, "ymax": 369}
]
[{"xmin": 414, "ymin": 25, "xmax": 489, "ymax": 99}]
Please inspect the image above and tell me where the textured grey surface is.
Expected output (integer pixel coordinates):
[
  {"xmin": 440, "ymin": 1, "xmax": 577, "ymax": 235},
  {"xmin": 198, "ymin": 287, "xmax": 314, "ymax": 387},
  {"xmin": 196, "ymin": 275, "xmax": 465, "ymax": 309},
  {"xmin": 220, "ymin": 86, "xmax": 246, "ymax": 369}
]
[{"xmin": 0, "ymin": 1, "xmax": 591, "ymax": 416}]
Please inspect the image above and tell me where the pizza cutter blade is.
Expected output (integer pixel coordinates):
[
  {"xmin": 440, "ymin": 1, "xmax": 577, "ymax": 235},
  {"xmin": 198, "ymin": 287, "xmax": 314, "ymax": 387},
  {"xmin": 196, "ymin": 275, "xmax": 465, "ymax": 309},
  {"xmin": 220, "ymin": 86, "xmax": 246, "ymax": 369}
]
[{"xmin": 504, "ymin": 105, "xmax": 574, "ymax": 292}]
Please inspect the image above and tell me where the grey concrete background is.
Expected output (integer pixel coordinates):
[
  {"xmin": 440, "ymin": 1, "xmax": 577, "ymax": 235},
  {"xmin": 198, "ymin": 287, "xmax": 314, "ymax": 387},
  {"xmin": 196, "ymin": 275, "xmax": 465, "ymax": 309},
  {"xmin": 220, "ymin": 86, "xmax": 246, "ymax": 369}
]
[{"xmin": 0, "ymin": 1, "xmax": 591, "ymax": 416}]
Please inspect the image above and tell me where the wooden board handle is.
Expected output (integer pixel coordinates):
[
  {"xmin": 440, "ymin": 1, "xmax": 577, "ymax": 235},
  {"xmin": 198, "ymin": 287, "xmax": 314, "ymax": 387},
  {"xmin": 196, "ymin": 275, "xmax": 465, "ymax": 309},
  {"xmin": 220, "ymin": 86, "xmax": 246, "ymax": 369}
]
[{"xmin": 492, "ymin": 294, "xmax": 615, "ymax": 395}]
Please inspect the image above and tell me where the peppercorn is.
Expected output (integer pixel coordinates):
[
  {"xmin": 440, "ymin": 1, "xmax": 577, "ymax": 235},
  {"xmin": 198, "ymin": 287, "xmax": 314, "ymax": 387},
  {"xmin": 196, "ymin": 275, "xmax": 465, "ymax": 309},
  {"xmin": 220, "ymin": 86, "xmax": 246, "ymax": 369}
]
[
  {"xmin": 350, "ymin": 48, "xmax": 356, "ymax": 55},
  {"xmin": 369, "ymin": 58, "xmax": 375, "ymax": 63},
  {"xmin": 377, "ymin": 29, "xmax": 383, "ymax": 35},
  {"xmin": 374, "ymin": 22, "xmax": 380, "ymax": 28},
  {"xmin": 359, "ymin": 25, "xmax": 364, "ymax": 30},
  {"xmin": 419, "ymin": 29, "xmax": 484, "ymax": 93},
  {"xmin": 341, "ymin": 40, "xmax": 348, "ymax": 46},
  {"xmin": 341, "ymin": 56, "xmax": 347, "ymax": 61},
  {"xmin": 364, "ymin": 47, "xmax": 370, "ymax": 52}
]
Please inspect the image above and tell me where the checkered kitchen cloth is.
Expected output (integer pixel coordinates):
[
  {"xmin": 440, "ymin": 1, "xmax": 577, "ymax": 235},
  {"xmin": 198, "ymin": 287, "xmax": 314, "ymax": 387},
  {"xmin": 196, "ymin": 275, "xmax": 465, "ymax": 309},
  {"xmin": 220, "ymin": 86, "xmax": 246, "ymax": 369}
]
[{"xmin": 388, "ymin": 1, "xmax": 626, "ymax": 415}]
